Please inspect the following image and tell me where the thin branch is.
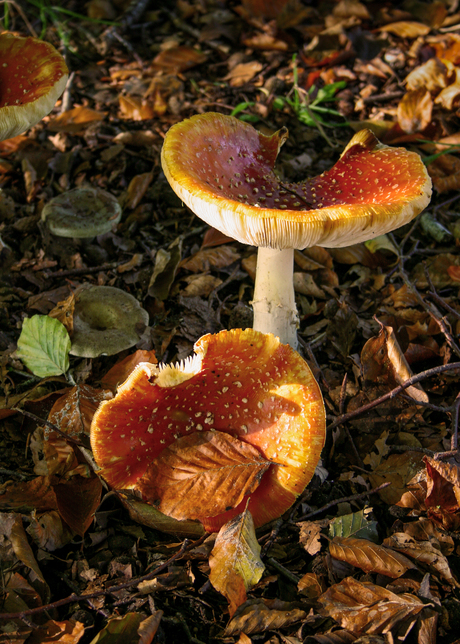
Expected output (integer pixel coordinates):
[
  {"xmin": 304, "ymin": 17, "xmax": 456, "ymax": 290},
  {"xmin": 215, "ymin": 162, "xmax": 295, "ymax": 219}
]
[
  {"xmin": 0, "ymin": 534, "xmax": 208, "ymax": 621},
  {"xmin": 326, "ymin": 361, "xmax": 460, "ymax": 432},
  {"xmin": 296, "ymin": 482, "xmax": 391, "ymax": 522}
]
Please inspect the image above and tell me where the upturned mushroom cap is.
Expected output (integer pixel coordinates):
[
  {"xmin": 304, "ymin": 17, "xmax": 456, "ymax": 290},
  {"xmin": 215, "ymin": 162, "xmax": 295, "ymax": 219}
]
[
  {"xmin": 70, "ymin": 286, "xmax": 149, "ymax": 358},
  {"xmin": 90, "ymin": 328, "xmax": 326, "ymax": 532},
  {"xmin": 0, "ymin": 32, "xmax": 68, "ymax": 141},
  {"xmin": 161, "ymin": 112, "xmax": 432, "ymax": 249},
  {"xmin": 41, "ymin": 187, "xmax": 122, "ymax": 238}
]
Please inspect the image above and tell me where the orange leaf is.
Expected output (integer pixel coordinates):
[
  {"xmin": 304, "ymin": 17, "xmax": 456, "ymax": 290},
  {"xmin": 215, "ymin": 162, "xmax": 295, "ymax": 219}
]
[
  {"xmin": 318, "ymin": 576, "xmax": 429, "ymax": 635},
  {"xmin": 329, "ymin": 536, "xmax": 417, "ymax": 578},
  {"xmin": 152, "ymin": 46, "xmax": 207, "ymax": 73},
  {"xmin": 48, "ymin": 385, "xmax": 113, "ymax": 438},
  {"xmin": 119, "ymin": 95, "xmax": 154, "ymax": 121},
  {"xmin": 49, "ymin": 106, "xmax": 107, "ymax": 133},
  {"xmin": 397, "ymin": 88, "xmax": 432, "ymax": 134},
  {"xmin": 48, "ymin": 293, "xmax": 75, "ymax": 334},
  {"xmin": 138, "ymin": 430, "xmax": 271, "ymax": 521},
  {"xmin": 124, "ymin": 172, "xmax": 154, "ymax": 210}
]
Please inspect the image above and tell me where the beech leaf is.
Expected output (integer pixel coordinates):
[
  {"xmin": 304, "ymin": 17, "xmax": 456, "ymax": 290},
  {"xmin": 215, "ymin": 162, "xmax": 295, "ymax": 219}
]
[
  {"xmin": 17, "ymin": 315, "xmax": 70, "ymax": 377},
  {"xmin": 224, "ymin": 598, "xmax": 306, "ymax": 636},
  {"xmin": 138, "ymin": 430, "xmax": 271, "ymax": 521},
  {"xmin": 209, "ymin": 509, "xmax": 265, "ymax": 616},
  {"xmin": 329, "ymin": 536, "xmax": 417, "ymax": 578},
  {"xmin": 329, "ymin": 509, "xmax": 379, "ymax": 542},
  {"xmin": 318, "ymin": 576, "xmax": 430, "ymax": 635}
]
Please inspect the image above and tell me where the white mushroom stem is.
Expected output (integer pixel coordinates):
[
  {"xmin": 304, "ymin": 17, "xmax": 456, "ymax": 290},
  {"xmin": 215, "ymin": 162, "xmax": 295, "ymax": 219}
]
[{"xmin": 251, "ymin": 247, "xmax": 299, "ymax": 349}]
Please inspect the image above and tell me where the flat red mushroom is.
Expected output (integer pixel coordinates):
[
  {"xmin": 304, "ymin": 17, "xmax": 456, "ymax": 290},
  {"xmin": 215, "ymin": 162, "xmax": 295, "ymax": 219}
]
[
  {"xmin": 0, "ymin": 32, "xmax": 68, "ymax": 141},
  {"xmin": 90, "ymin": 328, "xmax": 326, "ymax": 532},
  {"xmin": 161, "ymin": 113, "xmax": 432, "ymax": 347}
]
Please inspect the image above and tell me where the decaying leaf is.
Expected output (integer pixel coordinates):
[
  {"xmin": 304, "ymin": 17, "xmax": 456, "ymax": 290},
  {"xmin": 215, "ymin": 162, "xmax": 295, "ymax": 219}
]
[
  {"xmin": 318, "ymin": 576, "xmax": 430, "ymax": 635},
  {"xmin": 138, "ymin": 431, "xmax": 271, "ymax": 521},
  {"xmin": 209, "ymin": 509, "xmax": 264, "ymax": 616},
  {"xmin": 224, "ymin": 598, "xmax": 306, "ymax": 636},
  {"xmin": 329, "ymin": 508, "xmax": 379, "ymax": 542},
  {"xmin": 47, "ymin": 384, "xmax": 113, "ymax": 438},
  {"xmin": 329, "ymin": 536, "xmax": 417, "ymax": 578},
  {"xmin": 384, "ymin": 532, "xmax": 459, "ymax": 586},
  {"xmin": 397, "ymin": 87, "xmax": 432, "ymax": 134}
]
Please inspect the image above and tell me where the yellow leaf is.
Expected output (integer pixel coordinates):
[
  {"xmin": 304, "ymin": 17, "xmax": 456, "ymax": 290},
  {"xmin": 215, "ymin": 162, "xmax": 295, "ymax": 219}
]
[{"xmin": 209, "ymin": 509, "xmax": 264, "ymax": 616}]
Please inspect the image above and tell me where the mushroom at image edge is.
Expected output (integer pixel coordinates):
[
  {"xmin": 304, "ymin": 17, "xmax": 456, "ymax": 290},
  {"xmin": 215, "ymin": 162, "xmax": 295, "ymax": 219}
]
[
  {"xmin": 0, "ymin": 32, "xmax": 68, "ymax": 141},
  {"xmin": 41, "ymin": 186, "xmax": 123, "ymax": 240},
  {"xmin": 161, "ymin": 113, "xmax": 432, "ymax": 347},
  {"xmin": 70, "ymin": 285, "xmax": 149, "ymax": 358},
  {"xmin": 90, "ymin": 328, "xmax": 326, "ymax": 532}
]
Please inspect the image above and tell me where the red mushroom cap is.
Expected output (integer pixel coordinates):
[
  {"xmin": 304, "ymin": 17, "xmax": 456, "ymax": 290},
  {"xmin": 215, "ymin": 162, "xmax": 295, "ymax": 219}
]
[
  {"xmin": 0, "ymin": 32, "xmax": 68, "ymax": 141},
  {"xmin": 161, "ymin": 112, "xmax": 431, "ymax": 249},
  {"xmin": 90, "ymin": 328, "xmax": 325, "ymax": 532}
]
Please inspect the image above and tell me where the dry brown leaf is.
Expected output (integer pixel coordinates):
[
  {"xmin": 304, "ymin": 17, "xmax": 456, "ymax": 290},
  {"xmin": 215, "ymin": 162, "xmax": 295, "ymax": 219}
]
[
  {"xmin": 423, "ymin": 456, "xmax": 460, "ymax": 529},
  {"xmin": 223, "ymin": 62, "xmax": 263, "ymax": 87},
  {"xmin": 181, "ymin": 274, "xmax": 223, "ymax": 298},
  {"xmin": 180, "ymin": 245, "xmax": 240, "ymax": 272},
  {"xmin": 138, "ymin": 430, "xmax": 271, "ymax": 521},
  {"xmin": 224, "ymin": 598, "xmax": 306, "ymax": 636},
  {"xmin": 435, "ymin": 68, "xmax": 460, "ymax": 110},
  {"xmin": 48, "ymin": 293, "xmax": 75, "ymax": 334},
  {"xmin": 0, "ymin": 476, "xmax": 57, "ymax": 513},
  {"xmin": 361, "ymin": 323, "xmax": 428, "ymax": 403},
  {"xmin": 405, "ymin": 58, "xmax": 449, "ymax": 92},
  {"xmin": 298, "ymin": 520, "xmax": 324, "ymax": 555},
  {"xmin": 119, "ymin": 96, "xmax": 154, "ymax": 121},
  {"xmin": 384, "ymin": 532, "xmax": 459, "ymax": 586},
  {"xmin": 368, "ymin": 451, "xmax": 425, "ymax": 507},
  {"xmin": 397, "ymin": 88, "xmax": 433, "ymax": 134},
  {"xmin": 53, "ymin": 475, "xmax": 102, "ymax": 537},
  {"xmin": 209, "ymin": 509, "xmax": 264, "ymax": 617},
  {"xmin": 402, "ymin": 518, "xmax": 454, "ymax": 555},
  {"xmin": 329, "ymin": 536, "xmax": 417, "ymax": 578},
  {"xmin": 297, "ymin": 572, "xmax": 325, "ymax": 600},
  {"xmin": 22, "ymin": 619, "xmax": 84, "ymax": 644},
  {"xmin": 48, "ymin": 385, "xmax": 113, "ymax": 438},
  {"xmin": 318, "ymin": 576, "xmax": 429, "ymax": 635},
  {"xmin": 379, "ymin": 21, "xmax": 431, "ymax": 38},
  {"xmin": 49, "ymin": 107, "xmax": 107, "ymax": 133},
  {"xmin": 152, "ymin": 46, "xmax": 207, "ymax": 73},
  {"xmin": 124, "ymin": 171, "xmax": 154, "ymax": 210},
  {"xmin": 293, "ymin": 273, "xmax": 326, "ymax": 298}
]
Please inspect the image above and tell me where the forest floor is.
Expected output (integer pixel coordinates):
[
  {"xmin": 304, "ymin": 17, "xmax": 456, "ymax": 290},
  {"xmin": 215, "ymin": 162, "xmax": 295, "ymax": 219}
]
[{"xmin": 2, "ymin": 1, "xmax": 460, "ymax": 643}]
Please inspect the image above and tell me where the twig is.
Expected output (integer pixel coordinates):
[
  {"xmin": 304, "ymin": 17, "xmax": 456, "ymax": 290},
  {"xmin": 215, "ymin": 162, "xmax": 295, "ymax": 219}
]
[
  {"xmin": 268, "ymin": 558, "xmax": 300, "ymax": 584},
  {"xmin": 451, "ymin": 392, "xmax": 460, "ymax": 450},
  {"xmin": 326, "ymin": 362, "xmax": 460, "ymax": 432},
  {"xmin": 12, "ymin": 408, "xmax": 86, "ymax": 447},
  {"xmin": 0, "ymin": 534, "xmax": 208, "ymax": 621},
  {"xmin": 426, "ymin": 290, "xmax": 460, "ymax": 321},
  {"xmin": 296, "ymin": 482, "xmax": 391, "ymax": 521}
]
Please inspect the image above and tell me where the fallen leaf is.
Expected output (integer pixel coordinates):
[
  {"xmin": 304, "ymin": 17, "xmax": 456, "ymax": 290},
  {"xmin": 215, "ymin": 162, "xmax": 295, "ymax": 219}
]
[
  {"xmin": 209, "ymin": 509, "xmax": 264, "ymax": 616},
  {"xmin": 405, "ymin": 58, "xmax": 449, "ymax": 92},
  {"xmin": 397, "ymin": 88, "xmax": 432, "ymax": 134},
  {"xmin": 384, "ymin": 532, "xmax": 459, "ymax": 586},
  {"xmin": 119, "ymin": 95, "xmax": 154, "ymax": 121},
  {"xmin": 47, "ymin": 384, "xmax": 113, "ymax": 438},
  {"xmin": 223, "ymin": 61, "xmax": 263, "ymax": 87},
  {"xmin": 49, "ymin": 107, "xmax": 107, "ymax": 133},
  {"xmin": 23, "ymin": 620, "xmax": 84, "ymax": 644},
  {"xmin": 48, "ymin": 293, "xmax": 75, "ymax": 334},
  {"xmin": 152, "ymin": 46, "xmax": 207, "ymax": 73},
  {"xmin": 180, "ymin": 245, "xmax": 240, "ymax": 272},
  {"xmin": 329, "ymin": 536, "xmax": 417, "ymax": 578},
  {"xmin": 224, "ymin": 598, "xmax": 306, "ymax": 636},
  {"xmin": 378, "ymin": 21, "xmax": 431, "ymax": 38},
  {"xmin": 318, "ymin": 576, "xmax": 429, "ymax": 635},
  {"xmin": 138, "ymin": 430, "xmax": 271, "ymax": 521}
]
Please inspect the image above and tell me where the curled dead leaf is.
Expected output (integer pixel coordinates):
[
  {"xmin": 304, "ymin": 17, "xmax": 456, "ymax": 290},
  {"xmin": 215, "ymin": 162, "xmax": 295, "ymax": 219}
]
[{"xmin": 329, "ymin": 536, "xmax": 417, "ymax": 578}]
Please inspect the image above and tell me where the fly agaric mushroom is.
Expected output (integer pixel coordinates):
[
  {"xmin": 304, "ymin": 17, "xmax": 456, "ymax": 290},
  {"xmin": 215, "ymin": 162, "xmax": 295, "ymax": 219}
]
[
  {"xmin": 90, "ymin": 328, "xmax": 325, "ymax": 532},
  {"xmin": 161, "ymin": 113, "xmax": 432, "ymax": 347},
  {"xmin": 0, "ymin": 32, "xmax": 68, "ymax": 141}
]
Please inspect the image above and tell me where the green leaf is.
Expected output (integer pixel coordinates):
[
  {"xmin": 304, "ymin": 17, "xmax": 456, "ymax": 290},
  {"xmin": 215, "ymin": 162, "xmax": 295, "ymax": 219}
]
[
  {"xmin": 230, "ymin": 101, "xmax": 255, "ymax": 117},
  {"xmin": 17, "ymin": 315, "xmax": 70, "ymax": 377},
  {"xmin": 329, "ymin": 508, "xmax": 379, "ymax": 543},
  {"xmin": 272, "ymin": 97, "xmax": 285, "ymax": 110}
]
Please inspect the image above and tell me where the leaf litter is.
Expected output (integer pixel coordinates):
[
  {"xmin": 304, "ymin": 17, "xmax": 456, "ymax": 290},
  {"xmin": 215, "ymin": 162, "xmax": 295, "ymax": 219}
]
[{"xmin": 2, "ymin": 1, "xmax": 460, "ymax": 642}]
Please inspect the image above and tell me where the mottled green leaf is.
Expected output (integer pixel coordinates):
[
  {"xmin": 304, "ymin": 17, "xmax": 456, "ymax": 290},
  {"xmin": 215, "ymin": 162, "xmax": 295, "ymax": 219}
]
[{"xmin": 329, "ymin": 508, "xmax": 379, "ymax": 543}]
